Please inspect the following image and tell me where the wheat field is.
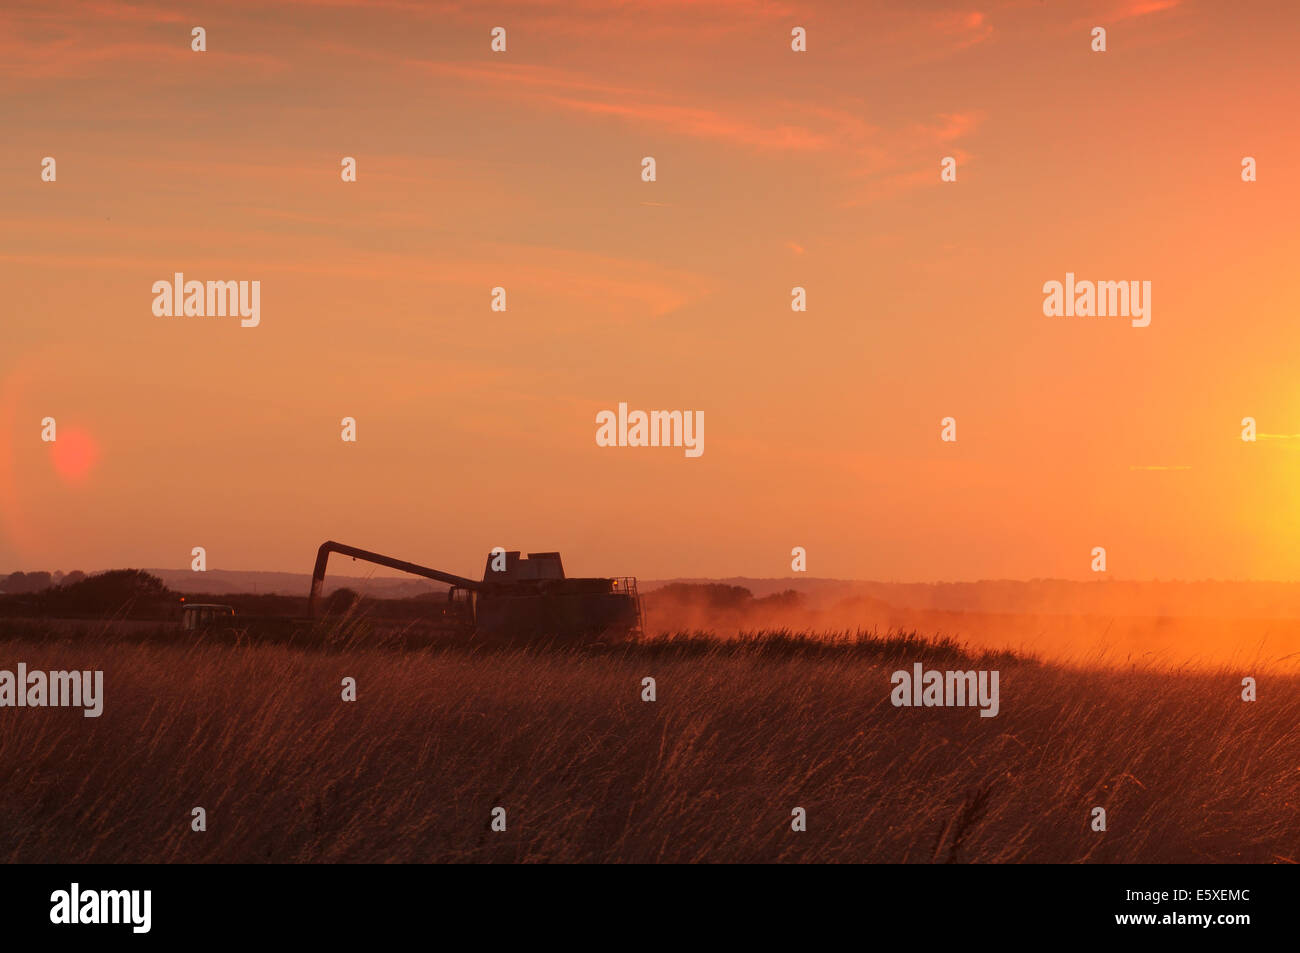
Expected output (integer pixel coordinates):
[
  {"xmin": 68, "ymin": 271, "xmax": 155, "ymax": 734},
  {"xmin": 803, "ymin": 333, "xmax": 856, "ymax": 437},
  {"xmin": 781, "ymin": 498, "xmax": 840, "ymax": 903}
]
[{"xmin": 1, "ymin": 623, "xmax": 1295, "ymax": 863}]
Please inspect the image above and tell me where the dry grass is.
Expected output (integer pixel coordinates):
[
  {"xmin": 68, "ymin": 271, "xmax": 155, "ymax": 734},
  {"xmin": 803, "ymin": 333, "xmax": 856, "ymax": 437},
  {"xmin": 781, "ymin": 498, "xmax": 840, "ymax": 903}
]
[{"xmin": 1, "ymin": 621, "xmax": 1297, "ymax": 863}]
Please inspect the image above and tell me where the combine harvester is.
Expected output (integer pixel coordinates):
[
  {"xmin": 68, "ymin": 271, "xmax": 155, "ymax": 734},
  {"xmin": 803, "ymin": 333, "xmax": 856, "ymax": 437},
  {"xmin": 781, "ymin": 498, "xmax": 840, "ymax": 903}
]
[{"xmin": 307, "ymin": 541, "xmax": 644, "ymax": 642}]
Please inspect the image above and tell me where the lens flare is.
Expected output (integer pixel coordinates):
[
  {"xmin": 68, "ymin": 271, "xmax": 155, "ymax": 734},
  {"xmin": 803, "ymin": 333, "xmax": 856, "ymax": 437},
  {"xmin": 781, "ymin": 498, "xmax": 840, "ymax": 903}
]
[{"xmin": 49, "ymin": 427, "xmax": 100, "ymax": 484}]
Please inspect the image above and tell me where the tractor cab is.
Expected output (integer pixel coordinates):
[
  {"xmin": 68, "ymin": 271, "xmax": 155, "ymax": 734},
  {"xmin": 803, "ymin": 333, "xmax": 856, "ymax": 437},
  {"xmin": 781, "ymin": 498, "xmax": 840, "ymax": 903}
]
[{"xmin": 181, "ymin": 603, "xmax": 235, "ymax": 630}]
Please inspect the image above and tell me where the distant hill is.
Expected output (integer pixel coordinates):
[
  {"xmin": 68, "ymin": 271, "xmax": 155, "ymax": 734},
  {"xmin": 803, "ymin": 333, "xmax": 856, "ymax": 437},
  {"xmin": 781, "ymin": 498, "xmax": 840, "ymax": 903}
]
[
  {"xmin": 10, "ymin": 567, "xmax": 1300, "ymax": 621},
  {"xmin": 142, "ymin": 568, "xmax": 440, "ymax": 599}
]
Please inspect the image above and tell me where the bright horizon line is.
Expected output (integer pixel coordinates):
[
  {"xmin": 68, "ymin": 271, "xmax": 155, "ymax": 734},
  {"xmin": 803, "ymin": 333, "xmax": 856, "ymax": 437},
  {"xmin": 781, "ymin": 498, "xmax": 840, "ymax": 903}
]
[{"xmin": 11, "ymin": 566, "xmax": 1300, "ymax": 587}]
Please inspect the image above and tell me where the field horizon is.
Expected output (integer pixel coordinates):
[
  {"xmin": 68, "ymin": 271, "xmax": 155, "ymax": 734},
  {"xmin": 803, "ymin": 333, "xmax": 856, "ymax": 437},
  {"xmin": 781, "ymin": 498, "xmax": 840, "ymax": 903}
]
[{"xmin": 9, "ymin": 567, "xmax": 1300, "ymax": 672}]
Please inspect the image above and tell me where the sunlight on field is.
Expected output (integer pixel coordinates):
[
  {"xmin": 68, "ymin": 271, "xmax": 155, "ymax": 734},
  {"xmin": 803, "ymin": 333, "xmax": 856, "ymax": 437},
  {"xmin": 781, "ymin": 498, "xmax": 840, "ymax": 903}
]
[{"xmin": 642, "ymin": 586, "xmax": 1300, "ymax": 673}]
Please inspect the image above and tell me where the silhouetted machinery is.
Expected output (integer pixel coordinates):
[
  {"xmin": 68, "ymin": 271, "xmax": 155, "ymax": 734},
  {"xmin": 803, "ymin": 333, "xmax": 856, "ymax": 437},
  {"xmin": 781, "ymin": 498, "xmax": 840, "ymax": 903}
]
[{"xmin": 307, "ymin": 541, "xmax": 643, "ymax": 640}]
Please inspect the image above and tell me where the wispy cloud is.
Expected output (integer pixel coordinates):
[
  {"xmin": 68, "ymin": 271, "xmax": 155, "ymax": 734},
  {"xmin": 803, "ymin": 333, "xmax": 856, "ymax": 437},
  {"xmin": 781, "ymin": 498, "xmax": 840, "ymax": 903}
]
[
  {"xmin": 933, "ymin": 10, "xmax": 995, "ymax": 49},
  {"xmin": 397, "ymin": 53, "xmax": 983, "ymax": 202},
  {"xmin": 1115, "ymin": 0, "xmax": 1183, "ymax": 21},
  {"xmin": 0, "ymin": 0, "xmax": 287, "ymax": 79}
]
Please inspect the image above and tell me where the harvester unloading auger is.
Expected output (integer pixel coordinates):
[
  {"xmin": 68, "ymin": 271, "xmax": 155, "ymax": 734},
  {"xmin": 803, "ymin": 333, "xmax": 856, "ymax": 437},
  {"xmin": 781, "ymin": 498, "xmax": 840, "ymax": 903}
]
[{"xmin": 307, "ymin": 541, "xmax": 644, "ymax": 641}]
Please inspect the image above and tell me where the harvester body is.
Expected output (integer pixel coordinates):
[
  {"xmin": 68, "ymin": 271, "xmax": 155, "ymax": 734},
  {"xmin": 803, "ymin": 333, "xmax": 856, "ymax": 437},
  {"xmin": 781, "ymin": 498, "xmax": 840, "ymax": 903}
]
[
  {"xmin": 308, "ymin": 541, "xmax": 642, "ymax": 641},
  {"xmin": 475, "ymin": 550, "xmax": 642, "ymax": 639}
]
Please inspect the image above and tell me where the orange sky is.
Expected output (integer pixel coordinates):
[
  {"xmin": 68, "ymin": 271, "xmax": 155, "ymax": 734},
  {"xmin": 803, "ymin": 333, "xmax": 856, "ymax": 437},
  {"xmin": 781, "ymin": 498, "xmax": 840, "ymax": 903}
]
[{"xmin": 2, "ymin": 0, "xmax": 1299, "ymax": 582}]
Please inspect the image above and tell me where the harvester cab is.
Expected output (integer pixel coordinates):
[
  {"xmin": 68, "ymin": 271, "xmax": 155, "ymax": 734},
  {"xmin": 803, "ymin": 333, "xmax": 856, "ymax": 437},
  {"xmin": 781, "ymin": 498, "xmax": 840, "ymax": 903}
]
[{"xmin": 483, "ymin": 550, "xmax": 565, "ymax": 582}]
